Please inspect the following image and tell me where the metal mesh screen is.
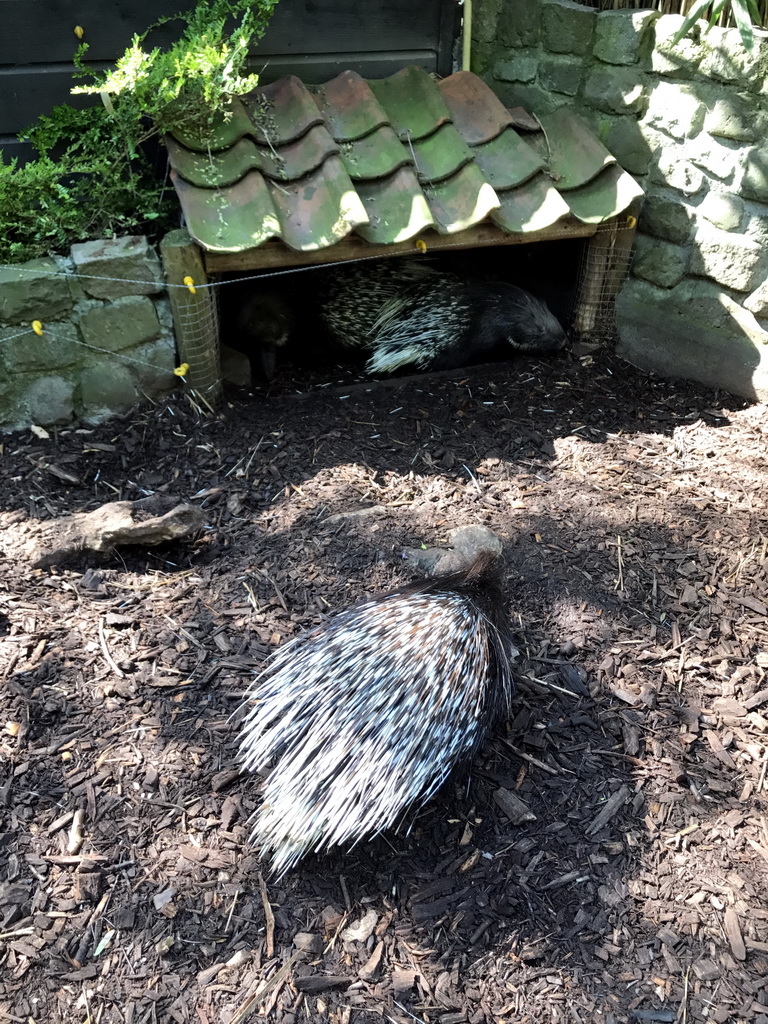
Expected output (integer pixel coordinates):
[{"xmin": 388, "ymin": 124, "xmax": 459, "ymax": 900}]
[{"xmin": 572, "ymin": 219, "xmax": 637, "ymax": 343}]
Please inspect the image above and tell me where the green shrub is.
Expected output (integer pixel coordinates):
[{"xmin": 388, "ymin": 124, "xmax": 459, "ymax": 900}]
[{"xmin": 0, "ymin": 0, "xmax": 279, "ymax": 264}]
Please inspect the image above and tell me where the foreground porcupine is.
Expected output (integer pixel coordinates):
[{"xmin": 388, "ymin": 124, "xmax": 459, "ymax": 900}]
[{"xmin": 238, "ymin": 551, "xmax": 515, "ymax": 877}]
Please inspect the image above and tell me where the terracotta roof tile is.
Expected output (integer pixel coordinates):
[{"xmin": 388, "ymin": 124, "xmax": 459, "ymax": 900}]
[{"xmin": 167, "ymin": 67, "xmax": 642, "ymax": 254}]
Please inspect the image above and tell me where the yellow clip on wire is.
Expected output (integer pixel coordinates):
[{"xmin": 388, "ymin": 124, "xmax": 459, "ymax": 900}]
[
  {"xmin": 183, "ymin": 276, "xmax": 197, "ymax": 294},
  {"xmin": 32, "ymin": 320, "xmax": 44, "ymax": 336},
  {"xmin": 174, "ymin": 363, "xmax": 190, "ymax": 378},
  {"xmin": 74, "ymin": 25, "xmax": 84, "ymax": 38},
  {"xmin": 415, "ymin": 239, "xmax": 428, "ymax": 253}
]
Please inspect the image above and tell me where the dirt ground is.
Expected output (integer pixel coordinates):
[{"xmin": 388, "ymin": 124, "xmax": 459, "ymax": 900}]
[{"xmin": 1, "ymin": 348, "xmax": 768, "ymax": 1024}]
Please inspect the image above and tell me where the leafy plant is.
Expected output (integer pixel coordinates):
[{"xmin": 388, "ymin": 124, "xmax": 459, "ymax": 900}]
[
  {"xmin": 672, "ymin": 0, "xmax": 764, "ymax": 49},
  {"xmin": 0, "ymin": 0, "xmax": 279, "ymax": 264}
]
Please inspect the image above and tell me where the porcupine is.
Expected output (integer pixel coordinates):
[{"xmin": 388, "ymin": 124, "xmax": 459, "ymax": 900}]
[
  {"xmin": 316, "ymin": 257, "xmax": 444, "ymax": 351},
  {"xmin": 317, "ymin": 259, "xmax": 567, "ymax": 375},
  {"xmin": 237, "ymin": 550, "xmax": 515, "ymax": 877},
  {"xmin": 220, "ymin": 284, "xmax": 293, "ymax": 381}
]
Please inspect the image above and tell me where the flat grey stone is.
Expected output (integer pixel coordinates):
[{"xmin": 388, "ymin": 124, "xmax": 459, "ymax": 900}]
[
  {"xmin": 131, "ymin": 336, "xmax": 178, "ymax": 397},
  {"xmin": 70, "ymin": 236, "xmax": 164, "ymax": 301},
  {"xmin": 689, "ymin": 226, "xmax": 763, "ymax": 291},
  {"xmin": 79, "ymin": 296, "xmax": 161, "ymax": 353},
  {"xmin": 638, "ymin": 190, "xmax": 694, "ymax": 244},
  {"xmin": 617, "ymin": 276, "xmax": 768, "ymax": 400},
  {"xmin": 2, "ymin": 321, "xmax": 81, "ymax": 373},
  {"xmin": 604, "ymin": 116, "xmax": 654, "ymax": 175},
  {"xmin": 23, "ymin": 376, "xmax": 75, "ymax": 426},
  {"xmin": 583, "ymin": 65, "xmax": 648, "ymax": 114},
  {"xmin": 631, "ymin": 234, "xmax": 688, "ymax": 288},
  {"xmin": 0, "ymin": 258, "xmax": 73, "ymax": 325},
  {"xmin": 742, "ymin": 148, "xmax": 768, "ymax": 202},
  {"xmin": 539, "ymin": 55, "xmax": 583, "ymax": 96},
  {"xmin": 699, "ymin": 192, "xmax": 744, "ymax": 232},
  {"xmin": 541, "ymin": 0, "xmax": 595, "ymax": 55},
  {"xmin": 643, "ymin": 81, "xmax": 705, "ymax": 141},
  {"xmin": 499, "ymin": 0, "xmax": 541, "ymax": 48},
  {"xmin": 493, "ymin": 52, "xmax": 539, "ymax": 83},
  {"xmin": 594, "ymin": 9, "xmax": 658, "ymax": 66},
  {"xmin": 704, "ymin": 93, "xmax": 762, "ymax": 142},
  {"xmin": 79, "ymin": 362, "xmax": 139, "ymax": 420}
]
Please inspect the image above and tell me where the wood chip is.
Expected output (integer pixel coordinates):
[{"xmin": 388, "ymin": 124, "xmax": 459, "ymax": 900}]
[
  {"xmin": 723, "ymin": 907, "xmax": 746, "ymax": 961},
  {"xmin": 585, "ymin": 786, "xmax": 630, "ymax": 836},
  {"xmin": 493, "ymin": 787, "xmax": 537, "ymax": 825}
]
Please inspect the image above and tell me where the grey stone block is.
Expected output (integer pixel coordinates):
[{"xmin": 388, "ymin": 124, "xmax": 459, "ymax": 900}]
[
  {"xmin": 704, "ymin": 93, "xmax": 763, "ymax": 143},
  {"xmin": 22, "ymin": 376, "xmax": 76, "ymax": 426},
  {"xmin": 605, "ymin": 117, "xmax": 654, "ymax": 176},
  {"xmin": 699, "ymin": 26, "xmax": 768, "ymax": 91},
  {"xmin": 493, "ymin": 52, "xmax": 539, "ymax": 83},
  {"xmin": 643, "ymin": 81, "xmax": 705, "ymax": 141},
  {"xmin": 2, "ymin": 321, "xmax": 81, "ymax": 373},
  {"xmin": 699, "ymin": 192, "xmax": 744, "ymax": 232},
  {"xmin": 631, "ymin": 233, "xmax": 688, "ymax": 288},
  {"xmin": 638, "ymin": 191, "xmax": 694, "ymax": 244},
  {"xmin": 689, "ymin": 136, "xmax": 741, "ymax": 185},
  {"xmin": 594, "ymin": 9, "xmax": 658, "ymax": 66},
  {"xmin": 745, "ymin": 279, "xmax": 768, "ymax": 318},
  {"xmin": 472, "ymin": 0, "xmax": 502, "ymax": 45},
  {"xmin": 744, "ymin": 204, "xmax": 768, "ymax": 245},
  {"xmin": 742, "ymin": 147, "xmax": 768, "ymax": 202},
  {"xmin": 539, "ymin": 55, "xmax": 583, "ymax": 96},
  {"xmin": 499, "ymin": 0, "xmax": 541, "ymax": 48},
  {"xmin": 131, "ymin": 336, "xmax": 177, "ymax": 397},
  {"xmin": 650, "ymin": 15, "xmax": 704, "ymax": 79},
  {"xmin": 541, "ymin": 0, "xmax": 595, "ymax": 55},
  {"xmin": 78, "ymin": 296, "xmax": 161, "ymax": 353},
  {"xmin": 651, "ymin": 150, "xmax": 704, "ymax": 196},
  {"xmin": 78, "ymin": 362, "xmax": 139, "ymax": 419},
  {"xmin": 70, "ymin": 236, "xmax": 165, "ymax": 301},
  {"xmin": 690, "ymin": 225, "xmax": 763, "ymax": 291},
  {"xmin": 617, "ymin": 276, "xmax": 768, "ymax": 401},
  {"xmin": 0, "ymin": 258, "xmax": 73, "ymax": 325},
  {"xmin": 583, "ymin": 66, "xmax": 648, "ymax": 115}
]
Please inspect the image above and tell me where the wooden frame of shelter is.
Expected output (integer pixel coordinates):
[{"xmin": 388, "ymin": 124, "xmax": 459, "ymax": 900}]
[{"xmin": 161, "ymin": 208, "xmax": 640, "ymax": 405}]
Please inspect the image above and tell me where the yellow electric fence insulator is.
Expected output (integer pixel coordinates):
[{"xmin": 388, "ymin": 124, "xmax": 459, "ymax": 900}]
[
  {"xmin": 32, "ymin": 320, "xmax": 44, "ymax": 336},
  {"xmin": 626, "ymin": 215, "xmax": 637, "ymax": 229},
  {"xmin": 415, "ymin": 239, "xmax": 428, "ymax": 253},
  {"xmin": 74, "ymin": 25, "xmax": 85, "ymax": 38},
  {"xmin": 183, "ymin": 276, "xmax": 197, "ymax": 294},
  {"xmin": 174, "ymin": 363, "xmax": 190, "ymax": 378}
]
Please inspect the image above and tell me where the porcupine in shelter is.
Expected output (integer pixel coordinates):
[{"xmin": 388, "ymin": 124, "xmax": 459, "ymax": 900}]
[
  {"xmin": 238, "ymin": 551, "xmax": 515, "ymax": 877},
  {"xmin": 317, "ymin": 258, "xmax": 568, "ymax": 374}
]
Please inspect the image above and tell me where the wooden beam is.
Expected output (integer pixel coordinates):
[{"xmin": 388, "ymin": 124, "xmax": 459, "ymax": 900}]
[{"xmin": 202, "ymin": 218, "xmax": 598, "ymax": 274}]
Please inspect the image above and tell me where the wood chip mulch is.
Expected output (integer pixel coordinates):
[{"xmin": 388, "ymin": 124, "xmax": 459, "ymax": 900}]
[{"xmin": 1, "ymin": 350, "xmax": 768, "ymax": 1024}]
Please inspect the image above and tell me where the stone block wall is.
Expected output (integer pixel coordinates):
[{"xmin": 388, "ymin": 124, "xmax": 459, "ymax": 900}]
[
  {"xmin": 473, "ymin": 0, "xmax": 768, "ymax": 400},
  {"xmin": 0, "ymin": 236, "xmax": 177, "ymax": 430}
]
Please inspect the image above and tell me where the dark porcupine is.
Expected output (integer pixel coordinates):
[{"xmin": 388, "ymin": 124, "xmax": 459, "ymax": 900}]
[
  {"xmin": 365, "ymin": 276, "xmax": 568, "ymax": 375},
  {"xmin": 220, "ymin": 285, "xmax": 293, "ymax": 381},
  {"xmin": 238, "ymin": 551, "xmax": 515, "ymax": 877},
  {"xmin": 316, "ymin": 256, "xmax": 446, "ymax": 351}
]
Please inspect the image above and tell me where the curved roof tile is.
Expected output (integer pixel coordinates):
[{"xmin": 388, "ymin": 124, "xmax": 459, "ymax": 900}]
[{"xmin": 167, "ymin": 68, "xmax": 642, "ymax": 254}]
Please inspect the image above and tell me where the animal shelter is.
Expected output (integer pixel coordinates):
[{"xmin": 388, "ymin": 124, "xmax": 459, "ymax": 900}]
[{"xmin": 161, "ymin": 65, "xmax": 643, "ymax": 401}]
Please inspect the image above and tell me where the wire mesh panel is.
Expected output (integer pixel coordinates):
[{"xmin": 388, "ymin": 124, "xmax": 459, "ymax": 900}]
[{"xmin": 572, "ymin": 215, "xmax": 638, "ymax": 343}]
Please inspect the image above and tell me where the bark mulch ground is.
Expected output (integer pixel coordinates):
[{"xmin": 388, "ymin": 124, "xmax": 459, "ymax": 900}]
[{"xmin": 1, "ymin": 349, "xmax": 768, "ymax": 1024}]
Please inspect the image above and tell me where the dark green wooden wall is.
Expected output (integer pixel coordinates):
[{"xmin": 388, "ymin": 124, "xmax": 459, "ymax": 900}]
[{"xmin": 1, "ymin": 0, "xmax": 460, "ymax": 162}]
